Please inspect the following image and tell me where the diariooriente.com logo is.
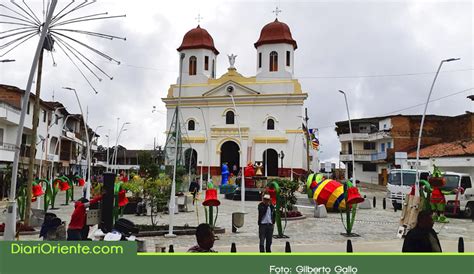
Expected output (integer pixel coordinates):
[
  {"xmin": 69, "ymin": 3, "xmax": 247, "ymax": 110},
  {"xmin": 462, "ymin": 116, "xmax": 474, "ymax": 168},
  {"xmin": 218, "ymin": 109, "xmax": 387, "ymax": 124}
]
[{"xmin": 10, "ymin": 242, "xmax": 124, "ymax": 255}]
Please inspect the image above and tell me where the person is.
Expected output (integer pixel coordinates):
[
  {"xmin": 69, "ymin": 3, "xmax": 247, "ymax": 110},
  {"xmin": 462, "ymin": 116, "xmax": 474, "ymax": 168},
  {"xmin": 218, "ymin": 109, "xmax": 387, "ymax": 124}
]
[
  {"xmin": 67, "ymin": 196, "xmax": 102, "ymax": 240},
  {"xmin": 258, "ymin": 193, "xmax": 275, "ymax": 253},
  {"xmin": 187, "ymin": 223, "xmax": 217, "ymax": 252},
  {"xmin": 189, "ymin": 180, "xmax": 200, "ymax": 205},
  {"xmin": 40, "ymin": 213, "xmax": 66, "ymax": 240},
  {"xmin": 402, "ymin": 210, "xmax": 442, "ymax": 252}
]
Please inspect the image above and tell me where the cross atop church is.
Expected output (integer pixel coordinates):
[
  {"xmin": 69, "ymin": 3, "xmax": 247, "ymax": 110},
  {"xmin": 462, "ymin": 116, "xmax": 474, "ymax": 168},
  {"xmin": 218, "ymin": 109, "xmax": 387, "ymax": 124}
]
[
  {"xmin": 273, "ymin": 6, "xmax": 282, "ymax": 18},
  {"xmin": 195, "ymin": 13, "xmax": 204, "ymax": 25}
]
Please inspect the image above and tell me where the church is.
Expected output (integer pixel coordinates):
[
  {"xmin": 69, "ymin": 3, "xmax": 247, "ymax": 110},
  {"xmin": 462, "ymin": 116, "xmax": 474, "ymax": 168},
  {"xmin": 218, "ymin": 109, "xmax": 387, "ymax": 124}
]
[{"xmin": 162, "ymin": 17, "xmax": 317, "ymax": 181}]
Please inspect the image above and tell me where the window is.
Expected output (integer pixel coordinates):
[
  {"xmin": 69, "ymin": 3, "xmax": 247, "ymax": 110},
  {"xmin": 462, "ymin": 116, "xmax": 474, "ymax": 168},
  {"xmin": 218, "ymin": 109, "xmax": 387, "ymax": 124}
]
[
  {"xmin": 188, "ymin": 120, "xmax": 195, "ymax": 131},
  {"xmin": 43, "ymin": 110, "xmax": 46, "ymax": 123},
  {"xmin": 362, "ymin": 163, "xmax": 377, "ymax": 172},
  {"xmin": 387, "ymin": 142, "xmax": 392, "ymax": 149},
  {"xmin": 27, "ymin": 102, "xmax": 30, "ymax": 114},
  {"xmin": 258, "ymin": 52, "xmax": 262, "ymax": 68},
  {"xmin": 363, "ymin": 142, "xmax": 375, "ymax": 150},
  {"xmin": 381, "ymin": 143, "xmax": 385, "ymax": 152},
  {"xmin": 211, "ymin": 60, "xmax": 215, "ymax": 78},
  {"xmin": 348, "ymin": 142, "xmax": 352, "ymax": 154},
  {"xmin": 226, "ymin": 111, "xmax": 235, "ymax": 124},
  {"xmin": 0, "ymin": 128, "xmax": 3, "ymax": 145},
  {"xmin": 189, "ymin": 56, "xmax": 197, "ymax": 75},
  {"xmin": 267, "ymin": 119, "xmax": 275, "ymax": 130},
  {"xmin": 204, "ymin": 56, "xmax": 209, "ymax": 71},
  {"xmin": 269, "ymin": 51, "xmax": 278, "ymax": 72},
  {"xmin": 55, "ymin": 115, "xmax": 59, "ymax": 125},
  {"xmin": 286, "ymin": 51, "xmax": 290, "ymax": 66}
]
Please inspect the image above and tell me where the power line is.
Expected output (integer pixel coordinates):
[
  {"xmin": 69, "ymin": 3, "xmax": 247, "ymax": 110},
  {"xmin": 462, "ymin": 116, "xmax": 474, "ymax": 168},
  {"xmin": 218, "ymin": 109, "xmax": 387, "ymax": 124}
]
[
  {"xmin": 314, "ymin": 87, "xmax": 474, "ymax": 130},
  {"xmin": 102, "ymin": 60, "xmax": 473, "ymax": 79}
]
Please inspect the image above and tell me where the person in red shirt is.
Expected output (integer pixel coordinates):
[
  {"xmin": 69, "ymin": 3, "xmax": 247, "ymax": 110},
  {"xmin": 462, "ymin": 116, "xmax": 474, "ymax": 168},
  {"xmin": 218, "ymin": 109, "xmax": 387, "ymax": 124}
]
[{"xmin": 67, "ymin": 196, "xmax": 102, "ymax": 240}]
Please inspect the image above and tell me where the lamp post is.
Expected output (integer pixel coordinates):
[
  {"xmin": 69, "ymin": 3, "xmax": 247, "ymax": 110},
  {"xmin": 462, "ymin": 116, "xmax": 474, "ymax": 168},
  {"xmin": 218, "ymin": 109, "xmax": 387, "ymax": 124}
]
[
  {"xmin": 338, "ymin": 90, "xmax": 356, "ymax": 187},
  {"xmin": 414, "ymin": 58, "xmax": 460, "ymax": 195},
  {"xmin": 113, "ymin": 122, "xmax": 130, "ymax": 173},
  {"xmin": 228, "ymin": 93, "xmax": 245, "ymax": 214},
  {"xmin": 89, "ymin": 125, "xmax": 103, "ymax": 184},
  {"xmin": 197, "ymin": 107, "xmax": 210, "ymax": 193},
  {"xmin": 166, "ymin": 52, "xmax": 185, "ymax": 238},
  {"xmin": 4, "ymin": 0, "xmax": 57, "ymax": 240},
  {"xmin": 290, "ymin": 126, "xmax": 302, "ymax": 181},
  {"xmin": 62, "ymin": 87, "xmax": 91, "ymax": 199},
  {"xmin": 105, "ymin": 130, "xmax": 110, "ymax": 171}
]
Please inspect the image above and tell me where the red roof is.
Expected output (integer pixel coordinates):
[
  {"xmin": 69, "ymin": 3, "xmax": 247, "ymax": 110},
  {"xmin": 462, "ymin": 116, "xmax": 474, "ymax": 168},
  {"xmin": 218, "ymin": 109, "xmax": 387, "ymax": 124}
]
[
  {"xmin": 254, "ymin": 19, "xmax": 297, "ymax": 49},
  {"xmin": 408, "ymin": 140, "xmax": 474, "ymax": 158},
  {"xmin": 177, "ymin": 25, "xmax": 219, "ymax": 55}
]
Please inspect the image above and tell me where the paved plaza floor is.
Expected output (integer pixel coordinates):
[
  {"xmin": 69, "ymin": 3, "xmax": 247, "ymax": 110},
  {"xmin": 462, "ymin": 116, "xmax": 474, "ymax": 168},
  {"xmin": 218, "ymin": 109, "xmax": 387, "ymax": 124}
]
[{"xmin": 1, "ymin": 185, "xmax": 473, "ymax": 253}]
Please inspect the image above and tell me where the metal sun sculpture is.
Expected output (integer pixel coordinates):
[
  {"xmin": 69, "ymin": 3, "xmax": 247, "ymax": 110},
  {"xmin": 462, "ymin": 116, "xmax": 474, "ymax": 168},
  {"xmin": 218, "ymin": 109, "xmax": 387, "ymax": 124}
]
[{"xmin": 0, "ymin": 0, "xmax": 126, "ymax": 94}]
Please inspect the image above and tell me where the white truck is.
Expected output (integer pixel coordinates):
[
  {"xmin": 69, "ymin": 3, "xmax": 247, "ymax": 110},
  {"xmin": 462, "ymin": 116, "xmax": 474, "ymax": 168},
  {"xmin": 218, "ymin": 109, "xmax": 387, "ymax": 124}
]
[
  {"xmin": 442, "ymin": 172, "xmax": 473, "ymax": 218},
  {"xmin": 386, "ymin": 169, "xmax": 430, "ymax": 210}
]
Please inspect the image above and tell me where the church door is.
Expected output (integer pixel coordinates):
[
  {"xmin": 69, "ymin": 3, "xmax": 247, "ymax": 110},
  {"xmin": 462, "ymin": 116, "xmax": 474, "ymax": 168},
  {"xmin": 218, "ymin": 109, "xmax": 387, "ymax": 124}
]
[
  {"xmin": 220, "ymin": 141, "xmax": 240, "ymax": 174},
  {"xmin": 263, "ymin": 149, "xmax": 278, "ymax": 176}
]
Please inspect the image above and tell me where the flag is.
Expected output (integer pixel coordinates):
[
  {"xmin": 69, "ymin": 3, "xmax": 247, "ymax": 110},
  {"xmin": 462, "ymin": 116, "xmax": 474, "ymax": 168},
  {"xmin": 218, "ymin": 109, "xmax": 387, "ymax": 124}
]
[
  {"xmin": 309, "ymin": 128, "xmax": 319, "ymax": 150},
  {"xmin": 311, "ymin": 137, "xmax": 320, "ymax": 150}
]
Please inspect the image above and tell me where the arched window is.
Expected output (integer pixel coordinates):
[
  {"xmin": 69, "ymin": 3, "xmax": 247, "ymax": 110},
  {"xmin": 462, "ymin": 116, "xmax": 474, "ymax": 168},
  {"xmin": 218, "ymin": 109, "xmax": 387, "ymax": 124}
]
[
  {"xmin": 269, "ymin": 51, "xmax": 278, "ymax": 72},
  {"xmin": 267, "ymin": 119, "xmax": 275, "ymax": 130},
  {"xmin": 188, "ymin": 120, "xmax": 195, "ymax": 131},
  {"xmin": 189, "ymin": 56, "xmax": 197, "ymax": 75},
  {"xmin": 226, "ymin": 111, "xmax": 235, "ymax": 124}
]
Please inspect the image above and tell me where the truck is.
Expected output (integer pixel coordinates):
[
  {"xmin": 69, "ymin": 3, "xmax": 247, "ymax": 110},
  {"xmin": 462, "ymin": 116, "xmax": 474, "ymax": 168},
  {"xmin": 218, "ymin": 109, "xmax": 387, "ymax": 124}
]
[
  {"xmin": 386, "ymin": 169, "xmax": 430, "ymax": 210},
  {"xmin": 442, "ymin": 172, "xmax": 473, "ymax": 218}
]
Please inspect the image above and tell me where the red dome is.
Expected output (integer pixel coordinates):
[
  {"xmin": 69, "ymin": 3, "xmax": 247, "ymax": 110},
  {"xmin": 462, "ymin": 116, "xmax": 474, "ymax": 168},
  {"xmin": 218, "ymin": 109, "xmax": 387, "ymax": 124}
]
[
  {"xmin": 177, "ymin": 25, "xmax": 219, "ymax": 55},
  {"xmin": 254, "ymin": 19, "xmax": 297, "ymax": 49}
]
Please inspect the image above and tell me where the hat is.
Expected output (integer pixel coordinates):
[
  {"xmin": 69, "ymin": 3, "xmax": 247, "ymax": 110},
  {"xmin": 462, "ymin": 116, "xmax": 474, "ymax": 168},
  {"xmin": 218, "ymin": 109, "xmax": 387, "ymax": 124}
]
[{"xmin": 263, "ymin": 194, "xmax": 271, "ymax": 200}]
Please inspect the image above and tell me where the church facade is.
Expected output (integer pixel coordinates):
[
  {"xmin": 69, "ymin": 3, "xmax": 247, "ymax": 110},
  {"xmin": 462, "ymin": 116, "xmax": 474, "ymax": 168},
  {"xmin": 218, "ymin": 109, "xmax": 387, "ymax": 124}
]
[{"xmin": 162, "ymin": 19, "xmax": 316, "ymax": 179}]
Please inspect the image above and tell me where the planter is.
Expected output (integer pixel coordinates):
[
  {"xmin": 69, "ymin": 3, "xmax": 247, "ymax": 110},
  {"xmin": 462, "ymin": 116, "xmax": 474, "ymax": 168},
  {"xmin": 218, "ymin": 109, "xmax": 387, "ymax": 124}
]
[
  {"xmin": 136, "ymin": 225, "xmax": 225, "ymax": 237},
  {"xmin": 0, "ymin": 222, "xmax": 38, "ymax": 235}
]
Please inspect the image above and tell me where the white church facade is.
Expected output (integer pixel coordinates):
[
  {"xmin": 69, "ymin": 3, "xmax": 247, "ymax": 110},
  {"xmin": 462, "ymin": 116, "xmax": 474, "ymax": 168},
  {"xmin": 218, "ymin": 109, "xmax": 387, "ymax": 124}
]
[{"xmin": 162, "ymin": 19, "xmax": 317, "ymax": 180}]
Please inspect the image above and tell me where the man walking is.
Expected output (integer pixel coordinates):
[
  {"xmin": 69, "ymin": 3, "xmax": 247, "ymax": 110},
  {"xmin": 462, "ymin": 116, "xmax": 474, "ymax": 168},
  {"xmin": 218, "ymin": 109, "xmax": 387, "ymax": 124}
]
[
  {"xmin": 258, "ymin": 193, "xmax": 275, "ymax": 252},
  {"xmin": 402, "ymin": 210, "xmax": 442, "ymax": 252}
]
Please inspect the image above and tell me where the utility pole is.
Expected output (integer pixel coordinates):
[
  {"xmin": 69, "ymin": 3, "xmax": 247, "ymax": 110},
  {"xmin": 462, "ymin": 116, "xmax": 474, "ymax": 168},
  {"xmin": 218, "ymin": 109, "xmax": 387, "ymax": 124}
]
[
  {"xmin": 25, "ymin": 49, "xmax": 44, "ymax": 225},
  {"xmin": 305, "ymin": 108, "xmax": 310, "ymax": 173}
]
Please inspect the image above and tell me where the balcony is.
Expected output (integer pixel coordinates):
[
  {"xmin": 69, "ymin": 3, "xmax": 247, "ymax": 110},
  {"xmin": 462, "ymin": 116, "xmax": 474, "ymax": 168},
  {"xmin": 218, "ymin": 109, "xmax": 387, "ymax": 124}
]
[
  {"xmin": 0, "ymin": 102, "xmax": 21, "ymax": 125},
  {"xmin": 340, "ymin": 150, "xmax": 375, "ymax": 162},
  {"xmin": 371, "ymin": 151, "xmax": 387, "ymax": 161},
  {"xmin": 339, "ymin": 133, "xmax": 369, "ymax": 142},
  {"xmin": 339, "ymin": 131, "xmax": 391, "ymax": 142}
]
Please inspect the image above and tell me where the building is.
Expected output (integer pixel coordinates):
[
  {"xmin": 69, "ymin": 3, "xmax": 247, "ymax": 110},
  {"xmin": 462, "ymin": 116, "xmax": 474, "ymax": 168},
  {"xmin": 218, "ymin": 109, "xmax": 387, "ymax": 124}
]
[
  {"xmin": 335, "ymin": 112, "xmax": 474, "ymax": 184},
  {"xmin": 162, "ymin": 19, "xmax": 316, "ymax": 181},
  {"xmin": 0, "ymin": 84, "xmax": 99, "ymax": 190}
]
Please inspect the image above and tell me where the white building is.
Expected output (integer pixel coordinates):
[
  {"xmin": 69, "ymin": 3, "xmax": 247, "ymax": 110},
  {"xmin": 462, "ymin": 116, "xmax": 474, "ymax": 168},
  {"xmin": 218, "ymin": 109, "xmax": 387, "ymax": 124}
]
[
  {"xmin": 0, "ymin": 84, "xmax": 98, "ymax": 181},
  {"xmin": 162, "ymin": 19, "xmax": 316, "ymax": 181}
]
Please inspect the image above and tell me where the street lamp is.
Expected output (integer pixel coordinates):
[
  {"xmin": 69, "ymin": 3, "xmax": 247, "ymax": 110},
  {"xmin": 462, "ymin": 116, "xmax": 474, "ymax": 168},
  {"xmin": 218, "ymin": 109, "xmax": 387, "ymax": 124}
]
[
  {"xmin": 89, "ymin": 125, "xmax": 103, "ymax": 183},
  {"xmin": 113, "ymin": 123, "xmax": 130, "ymax": 172},
  {"xmin": 62, "ymin": 86, "xmax": 91, "ymax": 199},
  {"xmin": 414, "ymin": 58, "xmax": 460, "ymax": 195},
  {"xmin": 4, "ymin": 0, "xmax": 57, "ymax": 240},
  {"xmin": 228, "ymin": 93, "xmax": 246, "ymax": 214},
  {"xmin": 166, "ymin": 52, "xmax": 185, "ymax": 238},
  {"xmin": 197, "ymin": 107, "xmax": 211, "ymax": 193},
  {"xmin": 338, "ymin": 90, "xmax": 356, "ymax": 187}
]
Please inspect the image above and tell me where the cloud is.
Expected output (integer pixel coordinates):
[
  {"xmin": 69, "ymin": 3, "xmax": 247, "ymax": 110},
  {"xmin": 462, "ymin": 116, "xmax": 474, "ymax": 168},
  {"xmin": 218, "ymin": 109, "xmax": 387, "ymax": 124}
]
[{"xmin": 1, "ymin": 0, "xmax": 472, "ymax": 164}]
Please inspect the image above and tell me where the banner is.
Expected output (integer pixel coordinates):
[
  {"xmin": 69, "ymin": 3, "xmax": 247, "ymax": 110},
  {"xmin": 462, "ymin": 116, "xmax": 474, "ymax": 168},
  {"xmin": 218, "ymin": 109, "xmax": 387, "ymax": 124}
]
[{"xmin": 0, "ymin": 242, "xmax": 473, "ymax": 274}]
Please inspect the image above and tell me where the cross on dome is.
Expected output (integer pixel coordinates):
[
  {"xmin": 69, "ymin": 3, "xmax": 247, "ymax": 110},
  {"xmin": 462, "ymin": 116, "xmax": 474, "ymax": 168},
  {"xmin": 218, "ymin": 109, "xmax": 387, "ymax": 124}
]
[
  {"xmin": 272, "ymin": 6, "xmax": 282, "ymax": 18},
  {"xmin": 195, "ymin": 13, "xmax": 204, "ymax": 25}
]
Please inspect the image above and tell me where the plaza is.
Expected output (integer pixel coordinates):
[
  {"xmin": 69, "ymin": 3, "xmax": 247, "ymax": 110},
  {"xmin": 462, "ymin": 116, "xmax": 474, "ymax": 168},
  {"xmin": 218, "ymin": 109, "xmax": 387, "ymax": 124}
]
[{"xmin": 1, "ymin": 184, "xmax": 472, "ymax": 253}]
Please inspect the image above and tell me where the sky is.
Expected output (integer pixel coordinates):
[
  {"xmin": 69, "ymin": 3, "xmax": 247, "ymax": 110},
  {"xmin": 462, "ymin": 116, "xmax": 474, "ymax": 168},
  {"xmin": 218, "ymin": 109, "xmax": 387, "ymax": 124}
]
[{"xmin": 0, "ymin": 0, "xmax": 472, "ymax": 165}]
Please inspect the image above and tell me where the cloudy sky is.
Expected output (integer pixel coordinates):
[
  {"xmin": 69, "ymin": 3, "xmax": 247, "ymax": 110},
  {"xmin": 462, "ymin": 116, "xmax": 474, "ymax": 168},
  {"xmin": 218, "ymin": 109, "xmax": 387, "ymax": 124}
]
[{"xmin": 1, "ymin": 0, "xmax": 472, "ymax": 164}]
